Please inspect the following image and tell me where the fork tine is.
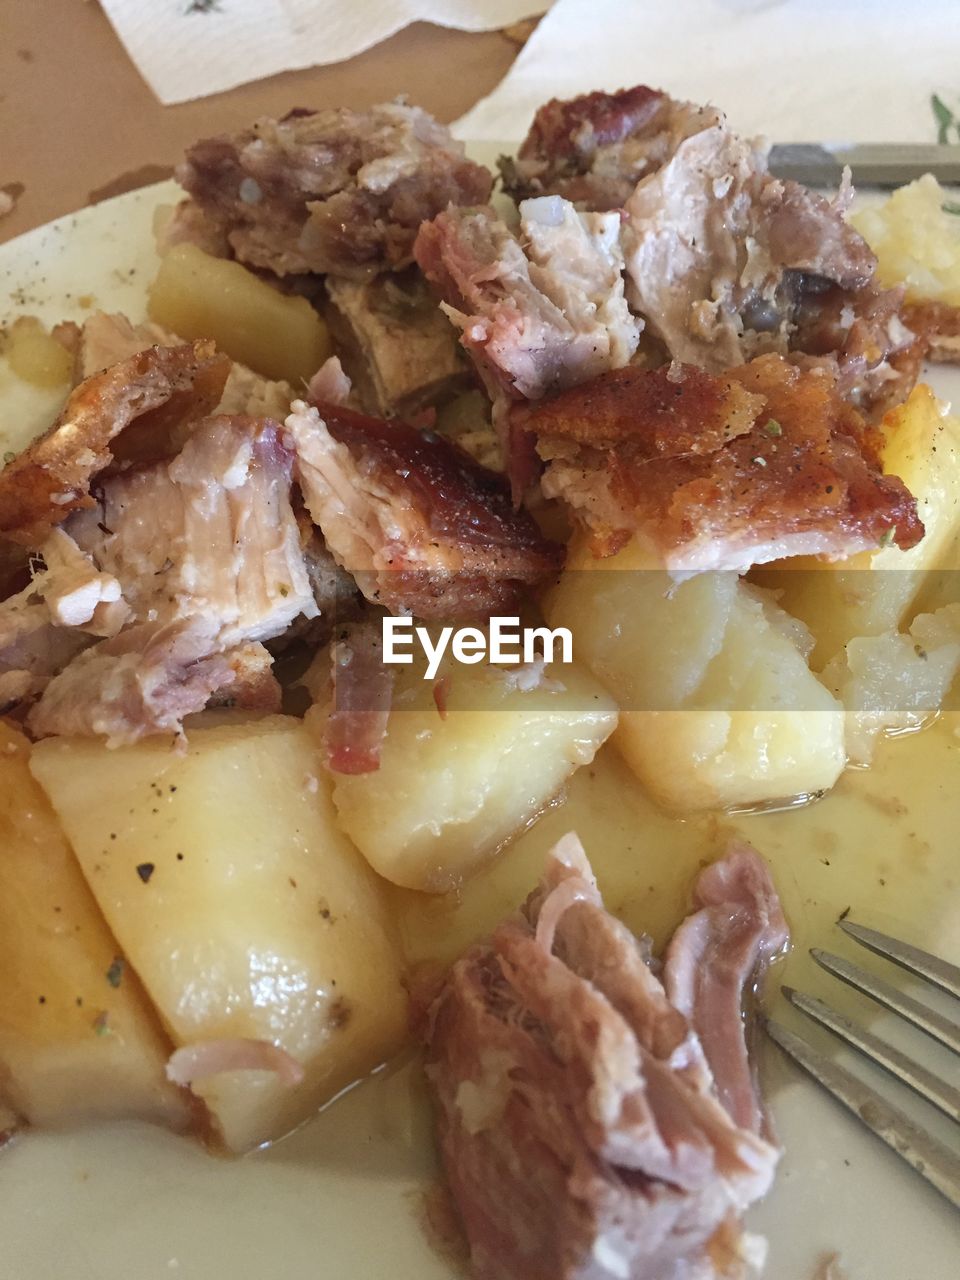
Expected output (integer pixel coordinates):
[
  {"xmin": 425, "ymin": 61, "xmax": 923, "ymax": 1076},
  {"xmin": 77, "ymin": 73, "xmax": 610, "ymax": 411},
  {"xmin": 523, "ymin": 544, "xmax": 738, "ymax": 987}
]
[
  {"xmin": 782, "ymin": 986, "xmax": 960, "ymax": 1125},
  {"xmin": 766, "ymin": 1019, "xmax": 960, "ymax": 1210},
  {"xmin": 838, "ymin": 921, "xmax": 960, "ymax": 1000},
  {"xmin": 810, "ymin": 949, "xmax": 960, "ymax": 1057}
]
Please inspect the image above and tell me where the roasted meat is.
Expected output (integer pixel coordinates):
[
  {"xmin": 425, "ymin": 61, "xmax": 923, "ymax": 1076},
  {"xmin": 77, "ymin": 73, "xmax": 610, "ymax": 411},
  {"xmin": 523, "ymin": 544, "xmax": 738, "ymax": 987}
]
[
  {"xmin": 0, "ymin": 341, "xmax": 230, "ymax": 546},
  {"xmin": 422, "ymin": 833, "xmax": 785, "ymax": 1280},
  {"xmin": 663, "ymin": 843, "xmax": 789, "ymax": 1135},
  {"xmin": 499, "ymin": 87, "xmax": 721, "ymax": 211},
  {"xmin": 320, "ymin": 620, "xmax": 395, "ymax": 775},
  {"xmin": 519, "ymin": 355, "xmax": 922, "ymax": 572},
  {"xmin": 27, "ymin": 618, "xmax": 236, "ymax": 747},
  {"xmin": 414, "ymin": 198, "xmax": 640, "ymax": 495},
  {"xmin": 176, "ymin": 103, "xmax": 493, "ymax": 279},
  {"xmin": 503, "ymin": 85, "xmax": 917, "ymax": 413},
  {"xmin": 19, "ymin": 415, "xmax": 320, "ymax": 743},
  {"xmin": 285, "ymin": 399, "xmax": 563, "ymax": 620},
  {"xmin": 415, "ymin": 202, "xmax": 639, "ymax": 404},
  {"xmin": 324, "ymin": 268, "xmax": 470, "ymax": 416},
  {"xmin": 69, "ymin": 415, "xmax": 317, "ymax": 645}
]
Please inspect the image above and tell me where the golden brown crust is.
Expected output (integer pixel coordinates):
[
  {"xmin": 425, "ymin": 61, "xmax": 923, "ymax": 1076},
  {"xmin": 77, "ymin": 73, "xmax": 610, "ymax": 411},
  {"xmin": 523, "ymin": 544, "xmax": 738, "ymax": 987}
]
[
  {"xmin": 901, "ymin": 299, "xmax": 960, "ymax": 364},
  {"xmin": 523, "ymin": 354, "xmax": 923, "ymax": 567},
  {"xmin": 0, "ymin": 341, "xmax": 230, "ymax": 546}
]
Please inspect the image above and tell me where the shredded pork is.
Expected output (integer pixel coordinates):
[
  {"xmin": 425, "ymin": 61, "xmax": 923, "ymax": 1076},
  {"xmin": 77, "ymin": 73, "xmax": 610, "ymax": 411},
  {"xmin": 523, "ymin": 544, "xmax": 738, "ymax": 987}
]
[{"xmin": 422, "ymin": 834, "xmax": 785, "ymax": 1280}]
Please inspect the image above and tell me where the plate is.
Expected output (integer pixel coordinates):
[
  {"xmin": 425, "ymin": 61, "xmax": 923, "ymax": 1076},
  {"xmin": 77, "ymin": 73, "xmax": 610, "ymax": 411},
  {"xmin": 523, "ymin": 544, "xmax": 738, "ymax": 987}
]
[{"xmin": 0, "ymin": 160, "xmax": 958, "ymax": 1280}]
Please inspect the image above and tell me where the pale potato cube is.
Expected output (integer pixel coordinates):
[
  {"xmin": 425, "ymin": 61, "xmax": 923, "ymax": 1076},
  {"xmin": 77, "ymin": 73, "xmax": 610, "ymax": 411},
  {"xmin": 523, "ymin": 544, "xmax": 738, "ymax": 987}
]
[
  {"xmin": 546, "ymin": 534, "xmax": 844, "ymax": 811},
  {"xmin": 2, "ymin": 318, "xmax": 74, "ymax": 389},
  {"xmin": 0, "ymin": 722, "xmax": 185, "ymax": 1130},
  {"xmin": 30, "ymin": 715, "xmax": 407, "ymax": 1153},
  {"xmin": 614, "ymin": 586, "xmax": 845, "ymax": 812},
  {"xmin": 757, "ymin": 386, "xmax": 960, "ymax": 666},
  {"xmin": 851, "ymin": 175, "xmax": 960, "ymax": 305},
  {"xmin": 148, "ymin": 243, "xmax": 331, "ymax": 384},
  {"xmin": 823, "ymin": 603, "xmax": 960, "ymax": 764},
  {"xmin": 544, "ymin": 532, "xmax": 740, "ymax": 710},
  {"xmin": 308, "ymin": 655, "xmax": 618, "ymax": 892}
]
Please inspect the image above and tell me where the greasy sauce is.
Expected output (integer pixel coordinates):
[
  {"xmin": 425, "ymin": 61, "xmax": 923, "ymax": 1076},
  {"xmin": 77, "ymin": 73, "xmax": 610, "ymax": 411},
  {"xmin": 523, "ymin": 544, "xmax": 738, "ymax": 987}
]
[{"xmin": 394, "ymin": 713, "xmax": 960, "ymax": 1003}]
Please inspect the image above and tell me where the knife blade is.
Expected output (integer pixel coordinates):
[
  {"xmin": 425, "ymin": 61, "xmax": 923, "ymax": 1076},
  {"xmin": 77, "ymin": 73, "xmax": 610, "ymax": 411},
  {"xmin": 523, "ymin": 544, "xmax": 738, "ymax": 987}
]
[{"xmin": 768, "ymin": 143, "xmax": 960, "ymax": 189}]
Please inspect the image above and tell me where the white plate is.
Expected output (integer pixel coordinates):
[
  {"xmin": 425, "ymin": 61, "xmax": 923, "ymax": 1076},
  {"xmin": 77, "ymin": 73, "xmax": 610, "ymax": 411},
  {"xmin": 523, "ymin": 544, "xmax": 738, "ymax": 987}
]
[{"xmin": 1, "ymin": 161, "xmax": 959, "ymax": 1280}]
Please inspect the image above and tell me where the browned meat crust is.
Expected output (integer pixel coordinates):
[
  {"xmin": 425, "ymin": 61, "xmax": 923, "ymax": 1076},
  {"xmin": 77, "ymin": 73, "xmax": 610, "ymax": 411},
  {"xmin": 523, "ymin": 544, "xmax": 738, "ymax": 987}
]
[
  {"xmin": 519, "ymin": 355, "xmax": 922, "ymax": 570},
  {"xmin": 499, "ymin": 87, "xmax": 720, "ymax": 211},
  {"xmin": 0, "ymin": 341, "xmax": 230, "ymax": 547},
  {"xmin": 901, "ymin": 299, "xmax": 960, "ymax": 364},
  {"xmin": 422, "ymin": 834, "xmax": 783, "ymax": 1280},
  {"xmin": 286, "ymin": 399, "xmax": 563, "ymax": 620},
  {"xmin": 176, "ymin": 103, "xmax": 493, "ymax": 279}
]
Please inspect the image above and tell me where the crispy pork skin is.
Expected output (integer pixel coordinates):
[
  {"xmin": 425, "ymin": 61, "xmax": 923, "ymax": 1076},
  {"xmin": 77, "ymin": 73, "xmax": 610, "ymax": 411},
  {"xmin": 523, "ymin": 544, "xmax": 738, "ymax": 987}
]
[
  {"xmin": 422, "ymin": 834, "xmax": 785, "ymax": 1280},
  {"xmin": 0, "ymin": 342, "xmax": 230, "ymax": 547},
  {"xmin": 285, "ymin": 400, "xmax": 563, "ymax": 620},
  {"xmin": 176, "ymin": 103, "xmax": 493, "ymax": 279},
  {"xmin": 520, "ymin": 355, "xmax": 922, "ymax": 572}
]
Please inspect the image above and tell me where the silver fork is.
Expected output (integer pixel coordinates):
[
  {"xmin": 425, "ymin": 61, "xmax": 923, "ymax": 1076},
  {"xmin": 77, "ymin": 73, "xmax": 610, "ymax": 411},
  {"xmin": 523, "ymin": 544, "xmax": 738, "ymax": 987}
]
[{"xmin": 766, "ymin": 920, "xmax": 960, "ymax": 1209}]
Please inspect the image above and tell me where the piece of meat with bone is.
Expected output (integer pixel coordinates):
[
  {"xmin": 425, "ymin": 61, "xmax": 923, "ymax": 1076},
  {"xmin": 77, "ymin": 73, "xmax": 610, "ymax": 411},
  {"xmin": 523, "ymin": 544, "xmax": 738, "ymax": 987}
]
[
  {"xmin": 69, "ymin": 415, "xmax": 317, "ymax": 646},
  {"xmin": 414, "ymin": 199, "xmax": 640, "ymax": 496},
  {"xmin": 520, "ymin": 354, "xmax": 922, "ymax": 573},
  {"xmin": 324, "ymin": 268, "xmax": 470, "ymax": 417},
  {"xmin": 0, "ymin": 340, "xmax": 230, "ymax": 547},
  {"xmin": 422, "ymin": 833, "xmax": 784, "ymax": 1280},
  {"xmin": 176, "ymin": 103, "xmax": 493, "ymax": 280},
  {"xmin": 285, "ymin": 399, "xmax": 563, "ymax": 620},
  {"xmin": 499, "ymin": 87, "xmax": 722, "ymax": 211}
]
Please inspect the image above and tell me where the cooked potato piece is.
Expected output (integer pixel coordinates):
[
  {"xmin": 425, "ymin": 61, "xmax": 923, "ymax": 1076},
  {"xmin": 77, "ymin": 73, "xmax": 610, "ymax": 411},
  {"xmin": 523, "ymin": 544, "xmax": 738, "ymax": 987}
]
[
  {"xmin": 308, "ymin": 653, "xmax": 618, "ymax": 892},
  {"xmin": 148, "ymin": 243, "xmax": 331, "ymax": 384},
  {"xmin": 544, "ymin": 533, "xmax": 740, "ymax": 710},
  {"xmin": 2, "ymin": 318, "xmax": 74, "ymax": 389},
  {"xmin": 756, "ymin": 386, "xmax": 960, "ymax": 667},
  {"xmin": 547, "ymin": 534, "xmax": 845, "ymax": 812},
  {"xmin": 823, "ymin": 603, "xmax": 960, "ymax": 764},
  {"xmin": 30, "ymin": 715, "xmax": 407, "ymax": 1153},
  {"xmin": 851, "ymin": 175, "xmax": 960, "ymax": 305},
  {"xmin": 0, "ymin": 722, "xmax": 185, "ymax": 1130}
]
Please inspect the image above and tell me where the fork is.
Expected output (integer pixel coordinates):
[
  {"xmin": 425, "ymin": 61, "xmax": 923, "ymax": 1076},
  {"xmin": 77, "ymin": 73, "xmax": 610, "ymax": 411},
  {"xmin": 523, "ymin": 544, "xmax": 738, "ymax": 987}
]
[{"xmin": 766, "ymin": 920, "xmax": 960, "ymax": 1209}]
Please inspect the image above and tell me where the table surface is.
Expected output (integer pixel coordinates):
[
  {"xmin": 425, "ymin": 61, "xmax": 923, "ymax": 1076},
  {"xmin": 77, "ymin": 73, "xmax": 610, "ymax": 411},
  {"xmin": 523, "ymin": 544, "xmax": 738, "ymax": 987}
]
[{"xmin": 0, "ymin": 0, "xmax": 521, "ymax": 244}]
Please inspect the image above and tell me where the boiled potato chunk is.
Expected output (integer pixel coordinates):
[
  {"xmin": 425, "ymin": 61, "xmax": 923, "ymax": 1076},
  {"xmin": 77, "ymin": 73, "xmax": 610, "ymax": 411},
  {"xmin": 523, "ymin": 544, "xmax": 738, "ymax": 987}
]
[
  {"xmin": 148, "ymin": 243, "xmax": 331, "ymax": 384},
  {"xmin": 308, "ymin": 654, "xmax": 618, "ymax": 892},
  {"xmin": 756, "ymin": 386, "xmax": 960, "ymax": 666},
  {"xmin": 31, "ymin": 715, "xmax": 407, "ymax": 1153},
  {"xmin": 0, "ymin": 722, "xmax": 185, "ymax": 1130},
  {"xmin": 823, "ymin": 603, "xmax": 960, "ymax": 764},
  {"xmin": 544, "ymin": 533, "xmax": 740, "ymax": 710},
  {"xmin": 851, "ymin": 175, "xmax": 960, "ymax": 305},
  {"xmin": 2, "ymin": 317, "xmax": 73, "ymax": 389},
  {"xmin": 547, "ymin": 535, "xmax": 845, "ymax": 812}
]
